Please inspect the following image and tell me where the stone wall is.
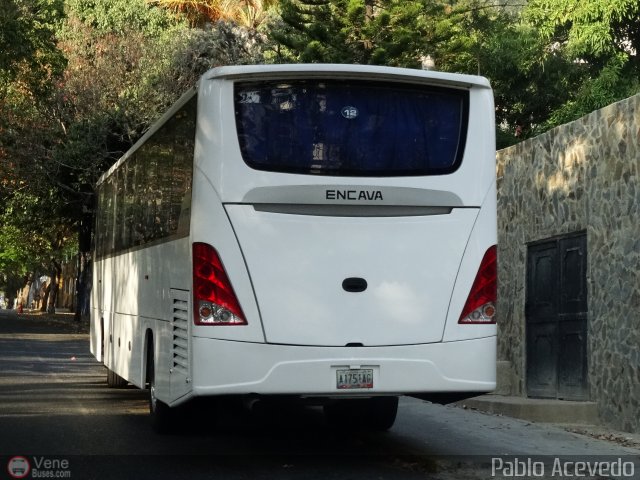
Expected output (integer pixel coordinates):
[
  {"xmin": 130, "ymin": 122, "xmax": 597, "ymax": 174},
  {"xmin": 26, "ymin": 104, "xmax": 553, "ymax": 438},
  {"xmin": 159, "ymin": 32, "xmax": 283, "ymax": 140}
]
[{"xmin": 496, "ymin": 94, "xmax": 640, "ymax": 432}]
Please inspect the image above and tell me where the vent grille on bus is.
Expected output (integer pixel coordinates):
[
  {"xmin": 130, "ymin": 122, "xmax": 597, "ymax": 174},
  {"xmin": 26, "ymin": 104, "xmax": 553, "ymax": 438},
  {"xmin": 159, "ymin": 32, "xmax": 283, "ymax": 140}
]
[{"xmin": 172, "ymin": 298, "xmax": 189, "ymax": 374}]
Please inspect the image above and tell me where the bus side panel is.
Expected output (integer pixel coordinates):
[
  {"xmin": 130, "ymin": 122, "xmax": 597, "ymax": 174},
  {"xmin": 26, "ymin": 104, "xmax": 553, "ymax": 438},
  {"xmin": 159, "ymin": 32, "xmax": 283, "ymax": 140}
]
[
  {"xmin": 92, "ymin": 238, "xmax": 192, "ymax": 399},
  {"xmin": 89, "ymin": 273, "xmax": 102, "ymax": 361},
  {"xmin": 154, "ymin": 319, "xmax": 175, "ymax": 404},
  {"xmin": 463, "ymin": 87, "xmax": 496, "ymax": 204},
  {"xmin": 89, "ymin": 315, "xmax": 100, "ymax": 361},
  {"xmin": 110, "ymin": 311, "xmax": 139, "ymax": 385},
  {"xmin": 101, "ymin": 256, "xmax": 116, "ymax": 371}
]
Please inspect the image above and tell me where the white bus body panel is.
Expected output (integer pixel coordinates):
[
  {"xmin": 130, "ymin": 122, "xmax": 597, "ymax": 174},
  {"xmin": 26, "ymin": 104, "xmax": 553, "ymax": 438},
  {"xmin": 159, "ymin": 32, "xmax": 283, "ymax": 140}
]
[
  {"xmin": 90, "ymin": 238, "xmax": 192, "ymax": 397},
  {"xmin": 191, "ymin": 336, "xmax": 496, "ymax": 397},
  {"xmin": 225, "ymin": 205, "xmax": 478, "ymax": 346}
]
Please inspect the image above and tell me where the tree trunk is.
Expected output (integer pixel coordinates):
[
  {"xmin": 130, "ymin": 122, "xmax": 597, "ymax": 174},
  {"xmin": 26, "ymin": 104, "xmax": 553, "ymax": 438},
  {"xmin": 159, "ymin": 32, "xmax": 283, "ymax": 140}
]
[
  {"xmin": 74, "ymin": 252, "xmax": 92, "ymax": 322},
  {"xmin": 363, "ymin": 0, "xmax": 374, "ymax": 50},
  {"xmin": 365, "ymin": 0, "xmax": 374, "ymax": 23},
  {"xmin": 47, "ymin": 259, "xmax": 62, "ymax": 314},
  {"xmin": 75, "ymin": 206, "xmax": 93, "ymax": 322},
  {"xmin": 41, "ymin": 282, "xmax": 50, "ymax": 312},
  {"xmin": 21, "ymin": 276, "xmax": 32, "ymax": 312}
]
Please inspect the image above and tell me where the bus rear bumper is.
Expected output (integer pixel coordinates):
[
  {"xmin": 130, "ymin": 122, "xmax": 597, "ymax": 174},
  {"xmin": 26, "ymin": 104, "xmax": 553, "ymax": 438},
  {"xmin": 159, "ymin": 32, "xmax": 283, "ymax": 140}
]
[{"xmin": 190, "ymin": 335, "xmax": 496, "ymax": 398}]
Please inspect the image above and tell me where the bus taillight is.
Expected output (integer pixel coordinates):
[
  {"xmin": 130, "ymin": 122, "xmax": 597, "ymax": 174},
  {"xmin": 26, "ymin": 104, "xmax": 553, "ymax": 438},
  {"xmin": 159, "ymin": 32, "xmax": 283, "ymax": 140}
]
[
  {"xmin": 193, "ymin": 242, "xmax": 247, "ymax": 326},
  {"xmin": 458, "ymin": 245, "xmax": 497, "ymax": 324}
]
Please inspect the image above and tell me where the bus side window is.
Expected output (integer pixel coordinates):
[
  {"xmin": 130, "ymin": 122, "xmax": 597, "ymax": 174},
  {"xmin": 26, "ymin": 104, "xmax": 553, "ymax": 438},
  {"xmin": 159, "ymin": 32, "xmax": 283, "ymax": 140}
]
[{"xmin": 95, "ymin": 92, "xmax": 196, "ymax": 256}]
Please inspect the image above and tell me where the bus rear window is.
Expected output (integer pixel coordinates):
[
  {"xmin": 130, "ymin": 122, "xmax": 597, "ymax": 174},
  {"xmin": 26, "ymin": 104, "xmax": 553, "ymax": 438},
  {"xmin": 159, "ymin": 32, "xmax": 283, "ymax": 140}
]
[{"xmin": 234, "ymin": 80, "xmax": 468, "ymax": 176}]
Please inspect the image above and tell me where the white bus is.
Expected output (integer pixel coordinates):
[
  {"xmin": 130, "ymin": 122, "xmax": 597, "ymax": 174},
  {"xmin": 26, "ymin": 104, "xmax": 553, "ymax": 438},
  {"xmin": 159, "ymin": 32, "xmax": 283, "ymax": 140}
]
[{"xmin": 90, "ymin": 64, "xmax": 497, "ymax": 432}]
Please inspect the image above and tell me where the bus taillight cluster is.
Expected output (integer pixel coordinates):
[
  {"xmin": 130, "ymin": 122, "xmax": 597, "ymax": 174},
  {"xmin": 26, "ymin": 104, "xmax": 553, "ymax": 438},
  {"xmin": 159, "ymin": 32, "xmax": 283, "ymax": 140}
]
[
  {"xmin": 458, "ymin": 245, "xmax": 497, "ymax": 324},
  {"xmin": 193, "ymin": 242, "xmax": 247, "ymax": 326}
]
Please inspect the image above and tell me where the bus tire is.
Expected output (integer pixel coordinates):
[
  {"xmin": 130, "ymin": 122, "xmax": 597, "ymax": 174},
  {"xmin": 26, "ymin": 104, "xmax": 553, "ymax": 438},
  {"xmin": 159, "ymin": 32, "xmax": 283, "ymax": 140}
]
[
  {"xmin": 147, "ymin": 351, "xmax": 175, "ymax": 434},
  {"xmin": 106, "ymin": 368, "xmax": 127, "ymax": 388},
  {"xmin": 324, "ymin": 396, "xmax": 398, "ymax": 431}
]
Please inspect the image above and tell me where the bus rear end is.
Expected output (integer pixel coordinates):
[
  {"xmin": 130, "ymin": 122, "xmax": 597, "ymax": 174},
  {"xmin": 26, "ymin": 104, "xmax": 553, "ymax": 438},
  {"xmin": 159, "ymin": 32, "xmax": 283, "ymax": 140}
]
[{"xmin": 187, "ymin": 65, "xmax": 496, "ymax": 429}]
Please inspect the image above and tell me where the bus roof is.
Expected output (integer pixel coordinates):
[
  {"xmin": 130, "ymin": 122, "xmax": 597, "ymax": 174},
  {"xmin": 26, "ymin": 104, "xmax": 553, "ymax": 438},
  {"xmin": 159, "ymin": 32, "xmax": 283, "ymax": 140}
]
[{"xmin": 203, "ymin": 64, "xmax": 491, "ymax": 90}]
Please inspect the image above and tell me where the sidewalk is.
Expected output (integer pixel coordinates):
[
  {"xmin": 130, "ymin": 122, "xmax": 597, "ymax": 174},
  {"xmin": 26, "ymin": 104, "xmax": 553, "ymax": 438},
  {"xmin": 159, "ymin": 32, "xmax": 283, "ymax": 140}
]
[
  {"xmin": 459, "ymin": 394, "xmax": 599, "ymax": 424},
  {"xmin": 2, "ymin": 308, "xmax": 89, "ymax": 333},
  {"xmin": 457, "ymin": 393, "xmax": 640, "ymax": 450}
]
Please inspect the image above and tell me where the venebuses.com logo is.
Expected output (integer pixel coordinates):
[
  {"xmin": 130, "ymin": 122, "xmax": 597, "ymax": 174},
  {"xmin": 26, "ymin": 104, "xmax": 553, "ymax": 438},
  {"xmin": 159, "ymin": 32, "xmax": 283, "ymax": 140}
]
[
  {"xmin": 7, "ymin": 456, "xmax": 71, "ymax": 479},
  {"xmin": 7, "ymin": 457, "xmax": 30, "ymax": 479}
]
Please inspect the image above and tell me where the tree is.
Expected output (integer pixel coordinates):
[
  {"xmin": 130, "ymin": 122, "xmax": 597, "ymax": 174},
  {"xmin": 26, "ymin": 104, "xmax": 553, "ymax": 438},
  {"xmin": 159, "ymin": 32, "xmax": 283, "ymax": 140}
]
[
  {"xmin": 267, "ymin": 0, "xmax": 546, "ymax": 144},
  {"xmin": 440, "ymin": 6, "xmax": 588, "ymax": 145},
  {"xmin": 0, "ymin": 0, "xmax": 70, "ymax": 305},
  {"xmin": 0, "ymin": 187, "xmax": 77, "ymax": 310},
  {"xmin": 1, "ymin": 0, "xmax": 269, "ymax": 313},
  {"xmin": 1, "ymin": 0, "xmax": 66, "ymax": 202},
  {"xmin": 267, "ymin": 0, "xmax": 640, "ymax": 145},
  {"xmin": 0, "ymin": 0, "xmax": 185, "ymax": 312},
  {"xmin": 525, "ymin": 0, "xmax": 640, "ymax": 61},
  {"xmin": 0, "ymin": 223, "xmax": 50, "ymax": 304},
  {"xmin": 523, "ymin": 0, "xmax": 640, "ymax": 129},
  {"xmin": 268, "ymin": 0, "xmax": 450, "ymax": 67},
  {"xmin": 0, "ymin": 0, "xmax": 66, "ymax": 97}
]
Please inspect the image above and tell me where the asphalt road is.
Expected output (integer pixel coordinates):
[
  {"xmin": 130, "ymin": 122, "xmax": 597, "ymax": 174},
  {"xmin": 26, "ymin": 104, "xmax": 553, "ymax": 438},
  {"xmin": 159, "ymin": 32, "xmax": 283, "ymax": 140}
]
[{"xmin": 1, "ymin": 309, "xmax": 639, "ymax": 479}]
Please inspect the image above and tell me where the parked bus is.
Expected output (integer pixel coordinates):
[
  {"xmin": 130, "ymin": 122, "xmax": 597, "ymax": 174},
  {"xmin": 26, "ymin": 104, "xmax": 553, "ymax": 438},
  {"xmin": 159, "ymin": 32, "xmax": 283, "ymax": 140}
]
[{"xmin": 90, "ymin": 64, "xmax": 497, "ymax": 432}]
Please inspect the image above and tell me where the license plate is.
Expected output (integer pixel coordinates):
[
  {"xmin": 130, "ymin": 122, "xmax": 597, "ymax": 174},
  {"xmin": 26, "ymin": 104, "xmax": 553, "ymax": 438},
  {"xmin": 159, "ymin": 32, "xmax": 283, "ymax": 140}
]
[{"xmin": 336, "ymin": 369, "xmax": 374, "ymax": 389}]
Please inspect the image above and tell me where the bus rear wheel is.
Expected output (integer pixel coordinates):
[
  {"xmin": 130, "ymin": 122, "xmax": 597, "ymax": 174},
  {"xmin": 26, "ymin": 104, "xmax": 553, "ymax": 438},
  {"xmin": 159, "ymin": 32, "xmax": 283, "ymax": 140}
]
[
  {"xmin": 324, "ymin": 396, "xmax": 399, "ymax": 431},
  {"xmin": 147, "ymin": 350, "xmax": 176, "ymax": 434}
]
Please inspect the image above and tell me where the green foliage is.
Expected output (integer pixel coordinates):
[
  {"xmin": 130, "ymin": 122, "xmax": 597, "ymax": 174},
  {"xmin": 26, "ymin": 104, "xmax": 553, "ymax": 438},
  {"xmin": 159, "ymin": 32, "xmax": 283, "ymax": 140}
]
[
  {"xmin": 521, "ymin": 0, "xmax": 640, "ymax": 137},
  {"xmin": 61, "ymin": 0, "xmax": 180, "ymax": 36},
  {"xmin": 0, "ymin": 0, "xmax": 67, "ymax": 97},
  {"xmin": 269, "ymin": 0, "xmax": 445, "ymax": 67},
  {"xmin": 542, "ymin": 53, "xmax": 640, "ymax": 129},
  {"xmin": 0, "ymin": 187, "xmax": 77, "ymax": 293},
  {"xmin": 472, "ymin": 21, "xmax": 589, "ymax": 145},
  {"xmin": 162, "ymin": 22, "xmax": 266, "ymax": 93},
  {"xmin": 268, "ymin": 0, "xmax": 640, "ymax": 145},
  {"xmin": 0, "ymin": 226, "xmax": 45, "ymax": 276},
  {"xmin": 0, "ymin": 0, "xmax": 186, "ymax": 288},
  {"xmin": 525, "ymin": 0, "xmax": 640, "ymax": 60}
]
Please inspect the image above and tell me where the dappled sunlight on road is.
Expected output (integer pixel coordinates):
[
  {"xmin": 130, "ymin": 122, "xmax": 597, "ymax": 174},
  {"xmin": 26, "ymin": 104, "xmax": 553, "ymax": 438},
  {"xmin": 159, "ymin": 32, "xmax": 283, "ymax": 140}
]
[{"xmin": 0, "ymin": 314, "xmax": 148, "ymax": 417}]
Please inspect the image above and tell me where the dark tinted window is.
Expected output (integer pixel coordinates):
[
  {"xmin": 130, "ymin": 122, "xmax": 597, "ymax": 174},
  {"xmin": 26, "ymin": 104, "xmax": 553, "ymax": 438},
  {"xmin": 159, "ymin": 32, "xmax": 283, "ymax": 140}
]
[
  {"xmin": 235, "ymin": 80, "xmax": 468, "ymax": 176},
  {"xmin": 95, "ymin": 95, "xmax": 196, "ymax": 258}
]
